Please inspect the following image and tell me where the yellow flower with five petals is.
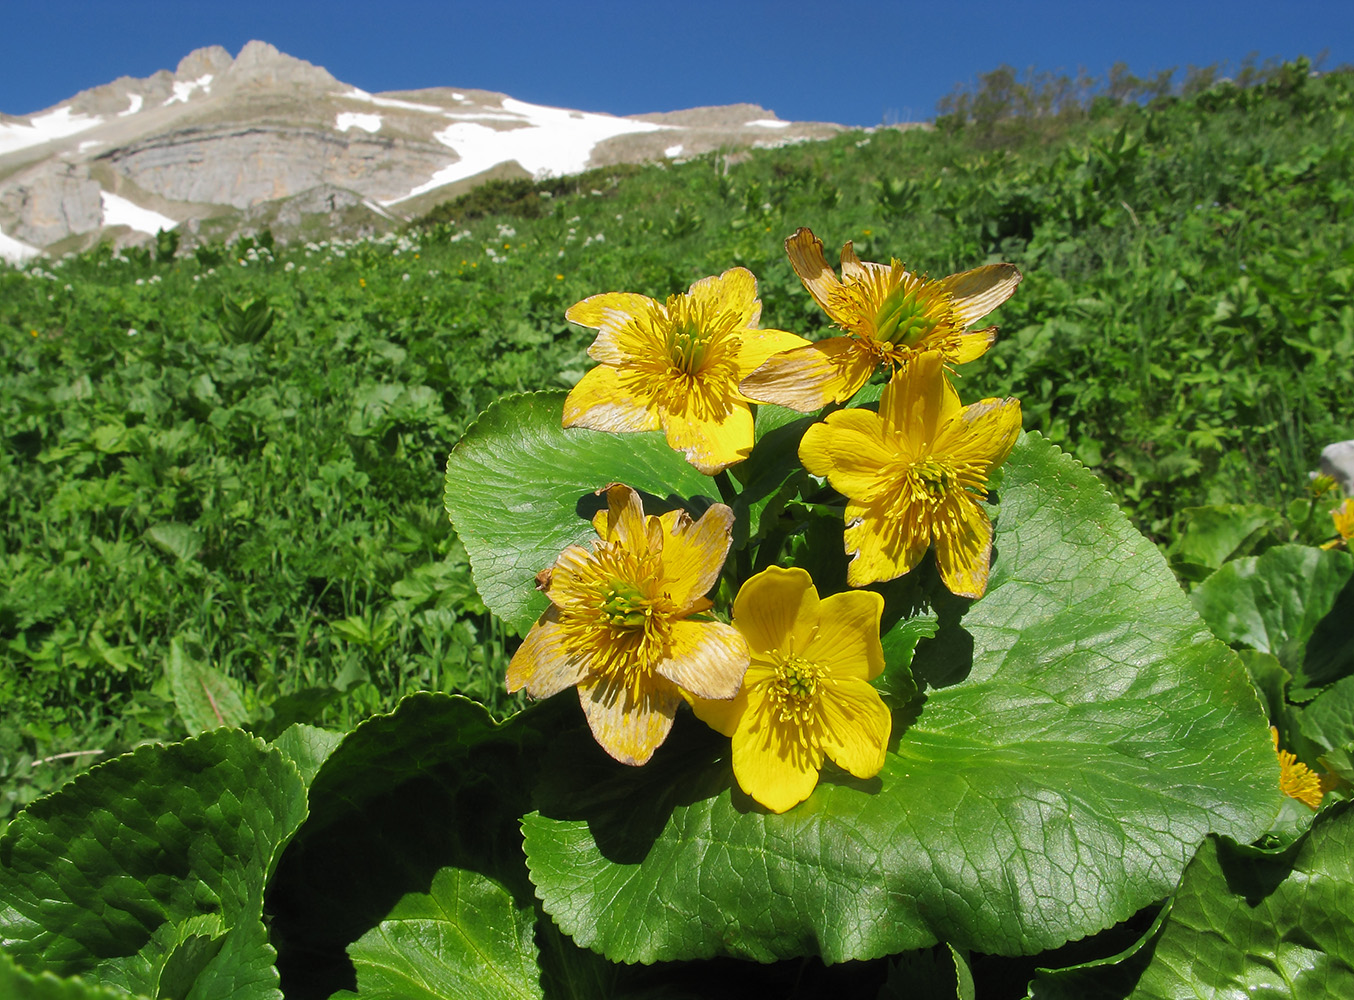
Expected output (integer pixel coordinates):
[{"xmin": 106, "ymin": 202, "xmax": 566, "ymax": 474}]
[
  {"xmin": 1321, "ymin": 497, "xmax": 1354, "ymax": 550},
  {"xmin": 563, "ymin": 268, "xmax": 809, "ymax": 474},
  {"xmin": 690, "ymin": 566, "xmax": 890, "ymax": 814},
  {"xmin": 799, "ymin": 353, "xmax": 1021, "ymax": 596},
  {"xmin": 507, "ymin": 484, "xmax": 749, "ymax": 765},
  {"xmin": 741, "ymin": 228, "xmax": 1021, "ymax": 412}
]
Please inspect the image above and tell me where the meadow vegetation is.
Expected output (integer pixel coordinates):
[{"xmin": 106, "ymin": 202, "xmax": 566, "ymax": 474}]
[{"xmin": 2, "ymin": 59, "xmax": 1351, "ymax": 823}]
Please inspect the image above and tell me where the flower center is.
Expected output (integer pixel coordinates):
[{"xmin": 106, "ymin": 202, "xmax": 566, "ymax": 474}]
[
  {"xmin": 872, "ymin": 281, "xmax": 954, "ymax": 348},
  {"xmin": 768, "ymin": 652, "xmax": 824, "ymax": 729},
  {"xmin": 667, "ymin": 318, "xmax": 717, "ymax": 374},
  {"xmin": 912, "ymin": 456, "xmax": 956, "ymax": 497},
  {"xmin": 598, "ymin": 579, "xmax": 654, "ymax": 630}
]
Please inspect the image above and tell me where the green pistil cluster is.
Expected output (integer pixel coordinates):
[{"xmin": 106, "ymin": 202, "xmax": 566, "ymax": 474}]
[
  {"xmin": 769, "ymin": 652, "xmax": 823, "ymax": 728},
  {"xmin": 599, "ymin": 579, "xmax": 653, "ymax": 630},
  {"xmin": 874, "ymin": 284, "xmax": 941, "ymax": 347},
  {"xmin": 668, "ymin": 323, "xmax": 713, "ymax": 374}
]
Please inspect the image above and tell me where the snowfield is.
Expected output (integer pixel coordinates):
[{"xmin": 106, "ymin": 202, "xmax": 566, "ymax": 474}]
[
  {"xmin": 384, "ymin": 97, "xmax": 669, "ymax": 205},
  {"xmin": 0, "ymin": 106, "xmax": 104, "ymax": 156},
  {"xmin": 101, "ymin": 192, "xmax": 177, "ymax": 234}
]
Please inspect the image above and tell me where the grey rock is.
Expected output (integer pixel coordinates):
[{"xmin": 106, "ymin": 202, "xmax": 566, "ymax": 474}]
[
  {"xmin": 1318, "ymin": 440, "xmax": 1354, "ymax": 492},
  {"xmin": 0, "ymin": 161, "xmax": 103, "ymax": 244}
]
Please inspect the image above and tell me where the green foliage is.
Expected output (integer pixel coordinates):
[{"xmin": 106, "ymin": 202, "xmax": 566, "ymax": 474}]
[{"xmin": 0, "ymin": 57, "xmax": 1351, "ymax": 998}]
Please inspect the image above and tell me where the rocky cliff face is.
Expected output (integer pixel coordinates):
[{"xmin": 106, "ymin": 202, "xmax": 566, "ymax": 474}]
[{"xmin": 0, "ymin": 42, "xmax": 845, "ymax": 261}]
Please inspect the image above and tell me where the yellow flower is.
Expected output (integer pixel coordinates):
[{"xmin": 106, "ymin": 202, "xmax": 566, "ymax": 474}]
[
  {"xmin": 1273, "ymin": 727, "xmax": 1325, "ymax": 810},
  {"xmin": 741, "ymin": 228, "xmax": 1022, "ymax": 412},
  {"xmin": 799, "ymin": 353, "xmax": 1021, "ymax": 596},
  {"xmin": 690, "ymin": 566, "xmax": 890, "ymax": 813},
  {"xmin": 1322, "ymin": 497, "xmax": 1354, "ymax": 550},
  {"xmin": 563, "ymin": 268, "xmax": 810, "ymax": 474},
  {"xmin": 507, "ymin": 484, "xmax": 749, "ymax": 765}
]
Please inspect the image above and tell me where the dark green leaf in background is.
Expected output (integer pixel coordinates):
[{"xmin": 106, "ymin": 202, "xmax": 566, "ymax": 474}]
[
  {"xmin": 1165, "ymin": 503, "xmax": 1282, "ymax": 581},
  {"xmin": 166, "ymin": 637, "xmax": 251, "ymax": 734},
  {"xmin": 443, "ymin": 391, "xmax": 713, "ymax": 634},
  {"xmin": 522, "ymin": 434, "xmax": 1279, "ymax": 965},
  {"xmin": 340, "ymin": 868, "xmax": 542, "ymax": 1000},
  {"xmin": 1190, "ymin": 544, "xmax": 1354, "ymax": 689},
  {"xmin": 0, "ymin": 949, "xmax": 151, "ymax": 1000},
  {"xmin": 0, "ymin": 729, "xmax": 308, "ymax": 999},
  {"xmin": 1035, "ymin": 802, "xmax": 1354, "ymax": 999}
]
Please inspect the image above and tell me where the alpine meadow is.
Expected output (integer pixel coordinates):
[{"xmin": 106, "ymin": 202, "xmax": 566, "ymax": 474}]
[{"xmin": 2, "ymin": 58, "xmax": 1353, "ymax": 999}]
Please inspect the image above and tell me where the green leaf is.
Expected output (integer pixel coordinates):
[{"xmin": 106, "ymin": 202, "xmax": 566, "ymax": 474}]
[
  {"xmin": 266, "ymin": 694, "xmax": 613, "ymax": 999},
  {"xmin": 1190, "ymin": 544, "xmax": 1354, "ymax": 685},
  {"xmin": 1025, "ymin": 905, "xmax": 1171, "ymax": 999},
  {"xmin": 270, "ymin": 724, "xmax": 345, "ymax": 786},
  {"xmin": 880, "ymin": 944, "xmax": 975, "ymax": 1000},
  {"xmin": 0, "ymin": 729, "xmax": 308, "ymax": 998},
  {"xmin": 443, "ymin": 391, "xmax": 713, "ymax": 633},
  {"xmin": 344, "ymin": 868, "xmax": 543, "ymax": 1000},
  {"xmin": 144, "ymin": 522, "xmax": 204, "ymax": 562},
  {"xmin": 522, "ymin": 433, "xmax": 1278, "ymax": 964},
  {"xmin": 166, "ymin": 637, "xmax": 250, "ymax": 734},
  {"xmin": 1298, "ymin": 674, "xmax": 1354, "ymax": 752},
  {"xmin": 1166, "ymin": 503, "xmax": 1282, "ymax": 578},
  {"xmin": 1129, "ymin": 803, "xmax": 1354, "ymax": 997},
  {"xmin": 0, "ymin": 949, "xmax": 151, "ymax": 1000}
]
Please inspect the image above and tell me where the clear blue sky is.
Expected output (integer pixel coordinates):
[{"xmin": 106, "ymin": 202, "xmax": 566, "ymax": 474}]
[{"xmin": 3, "ymin": 1, "xmax": 1351, "ymax": 126}]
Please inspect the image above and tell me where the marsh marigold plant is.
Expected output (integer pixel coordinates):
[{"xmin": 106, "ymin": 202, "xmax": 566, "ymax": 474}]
[
  {"xmin": 507, "ymin": 484, "xmax": 749, "ymax": 765},
  {"xmin": 741, "ymin": 228, "xmax": 1021, "ymax": 411},
  {"xmin": 689, "ymin": 566, "xmax": 890, "ymax": 813},
  {"xmin": 562, "ymin": 267, "xmax": 809, "ymax": 474},
  {"xmin": 799, "ymin": 353, "xmax": 1021, "ymax": 596}
]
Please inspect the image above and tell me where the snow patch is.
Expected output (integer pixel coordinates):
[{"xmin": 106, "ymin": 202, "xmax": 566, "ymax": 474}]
[
  {"xmin": 362, "ymin": 199, "xmax": 397, "ymax": 220},
  {"xmin": 336, "ymin": 112, "xmax": 382, "ymax": 133},
  {"xmin": 0, "ymin": 106, "xmax": 104, "ymax": 155},
  {"xmin": 101, "ymin": 191, "xmax": 177, "ymax": 234},
  {"xmin": 384, "ymin": 97, "xmax": 669, "ymax": 205},
  {"xmin": 119, "ymin": 94, "xmax": 143, "ymax": 117},
  {"xmin": 747, "ymin": 119, "xmax": 790, "ymax": 128},
  {"xmin": 343, "ymin": 88, "xmax": 444, "ymax": 113},
  {"xmin": 78, "ymin": 140, "xmax": 104, "ymax": 152},
  {"xmin": 163, "ymin": 74, "xmax": 213, "ymax": 106},
  {"xmin": 0, "ymin": 225, "xmax": 42, "ymax": 264},
  {"xmin": 664, "ymin": 144, "xmax": 685, "ymax": 158},
  {"xmin": 451, "ymin": 92, "xmax": 465, "ymax": 100}
]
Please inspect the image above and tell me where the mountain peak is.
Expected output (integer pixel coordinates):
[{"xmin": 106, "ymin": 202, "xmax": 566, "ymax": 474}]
[{"xmin": 175, "ymin": 45, "xmax": 232, "ymax": 81}]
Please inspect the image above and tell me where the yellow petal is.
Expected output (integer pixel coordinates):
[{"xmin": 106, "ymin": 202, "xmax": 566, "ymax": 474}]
[
  {"xmin": 933, "ymin": 263, "xmax": 1022, "ymax": 328},
  {"xmin": 839, "ymin": 241, "xmax": 868, "ymax": 283},
  {"xmin": 732, "ymin": 710, "xmax": 822, "ymax": 813},
  {"xmin": 798, "ymin": 409, "xmax": 897, "ymax": 502},
  {"xmin": 731, "ymin": 566, "xmax": 818, "ymax": 655},
  {"xmin": 686, "ymin": 266, "xmax": 761, "ymax": 329},
  {"xmin": 660, "ymin": 502, "xmax": 734, "ymax": 608},
  {"xmin": 657, "ymin": 620, "xmax": 748, "ymax": 699},
  {"xmin": 602, "ymin": 483, "xmax": 650, "ymax": 553},
  {"xmin": 563, "ymin": 366, "xmax": 661, "ymax": 433},
  {"xmin": 578, "ymin": 673, "xmax": 682, "ymax": 766},
  {"xmin": 505, "ymin": 613, "xmax": 586, "ymax": 696},
  {"xmin": 731, "ymin": 327, "xmax": 814, "ymax": 380},
  {"xmin": 806, "ymin": 590, "xmax": 885, "ymax": 680},
  {"xmin": 660, "ymin": 394, "xmax": 754, "ymax": 474},
  {"xmin": 933, "ymin": 492, "xmax": 993, "ymax": 599},
  {"xmin": 844, "ymin": 498, "xmax": 931, "ymax": 588},
  {"xmin": 566, "ymin": 291, "xmax": 657, "ymax": 329},
  {"xmin": 784, "ymin": 228, "xmax": 841, "ymax": 318},
  {"xmin": 740, "ymin": 338, "xmax": 876, "ymax": 411},
  {"xmin": 951, "ymin": 325, "xmax": 998, "ymax": 364},
  {"xmin": 688, "ymin": 682, "xmax": 750, "ymax": 738},
  {"xmin": 818, "ymin": 679, "xmax": 891, "ymax": 779},
  {"xmin": 878, "ymin": 352, "xmax": 959, "ymax": 437},
  {"xmin": 939, "ymin": 396, "xmax": 1023, "ymax": 468}
]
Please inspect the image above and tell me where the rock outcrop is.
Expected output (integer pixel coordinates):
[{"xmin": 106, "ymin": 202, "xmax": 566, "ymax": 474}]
[{"xmin": 0, "ymin": 41, "xmax": 847, "ymax": 259}]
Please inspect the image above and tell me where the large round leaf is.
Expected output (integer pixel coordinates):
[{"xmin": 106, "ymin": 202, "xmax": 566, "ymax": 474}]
[
  {"xmin": 522, "ymin": 433, "xmax": 1280, "ymax": 963},
  {"xmin": 1030, "ymin": 802, "xmax": 1354, "ymax": 998},
  {"xmin": 0, "ymin": 729, "xmax": 308, "ymax": 999},
  {"xmin": 443, "ymin": 391, "xmax": 714, "ymax": 634}
]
